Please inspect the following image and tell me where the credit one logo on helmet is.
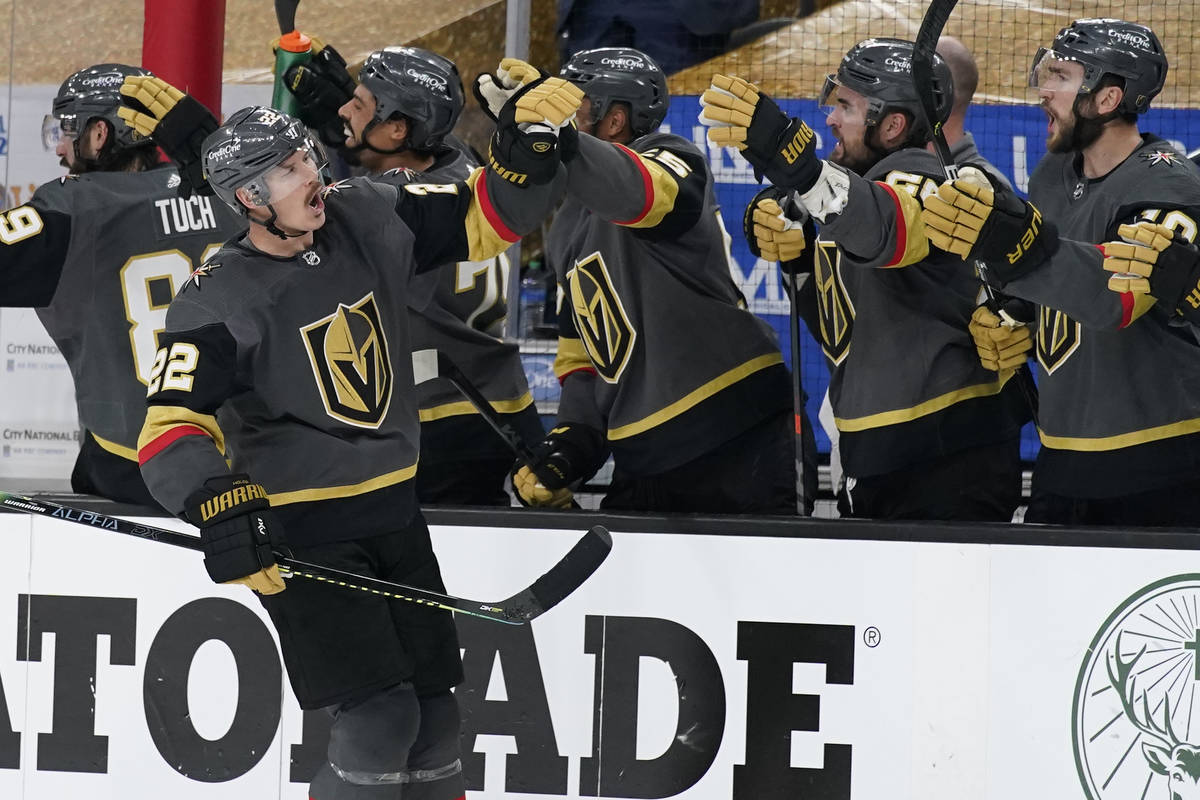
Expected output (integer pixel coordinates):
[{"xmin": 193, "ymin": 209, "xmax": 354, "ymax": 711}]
[
  {"xmin": 601, "ymin": 56, "xmax": 647, "ymax": 71},
  {"xmin": 80, "ymin": 72, "xmax": 125, "ymax": 89},
  {"xmin": 1072, "ymin": 575, "xmax": 1200, "ymax": 800},
  {"xmin": 884, "ymin": 56, "xmax": 912, "ymax": 74},
  {"xmin": 406, "ymin": 68, "xmax": 449, "ymax": 97},
  {"xmin": 1106, "ymin": 28, "xmax": 1152, "ymax": 51}
]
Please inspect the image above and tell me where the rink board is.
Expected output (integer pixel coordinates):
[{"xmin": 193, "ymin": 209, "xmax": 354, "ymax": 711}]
[{"xmin": 0, "ymin": 509, "xmax": 1196, "ymax": 799}]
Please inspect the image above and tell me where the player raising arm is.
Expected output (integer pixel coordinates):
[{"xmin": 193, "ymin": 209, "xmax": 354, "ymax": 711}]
[
  {"xmin": 119, "ymin": 73, "xmax": 573, "ymax": 800},
  {"xmin": 920, "ymin": 19, "xmax": 1200, "ymax": 526},
  {"xmin": 0, "ymin": 64, "xmax": 243, "ymax": 507}
]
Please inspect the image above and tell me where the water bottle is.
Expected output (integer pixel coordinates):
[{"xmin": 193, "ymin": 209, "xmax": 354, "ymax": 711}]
[
  {"xmin": 271, "ymin": 31, "xmax": 312, "ymax": 116},
  {"xmin": 519, "ymin": 262, "xmax": 547, "ymax": 339}
]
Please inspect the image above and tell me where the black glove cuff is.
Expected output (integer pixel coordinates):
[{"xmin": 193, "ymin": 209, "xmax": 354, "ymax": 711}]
[
  {"xmin": 982, "ymin": 215, "xmax": 1059, "ymax": 285},
  {"xmin": 183, "ymin": 473, "xmax": 270, "ymax": 528},
  {"xmin": 531, "ymin": 424, "xmax": 607, "ymax": 489}
]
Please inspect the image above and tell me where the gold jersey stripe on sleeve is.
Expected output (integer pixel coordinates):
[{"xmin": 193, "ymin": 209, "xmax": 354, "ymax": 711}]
[
  {"xmin": 1039, "ymin": 415, "xmax": 1200, "ymax": 452},
  {"xmin": 612, "ymin": 144, "xmax": 681, "ymax": 230},
  {"xmin": 464, "ymin": 168, "xmax": 520, "ymax": 262},
  {"xmin": 553, "ymin": 336, "xmax": 594, "ymax": 380},
  {"xmin": 418, "ymin": 392, "xmax": 534, "ymax": 422},
  {"xmin": 138, "ymin": 405, "xmax": 227, "ymax": 461},
  {"xmin": 90, "ymin": 431, "xmax": 139, "ymax": 462},
  {"xmin": 268, "ymin": 460, "xmax": 419, "ymax": 506},
  {"xmin": 877, "ymin": 181, "xmax": 931, "ymax": 268},
  {"xmin": 835, "ymin": 370, "xmax": 1014, "ymax": 432},
  {"xmin": 607, "ymin": 352, "xmax": 783, "ymax": 440}
]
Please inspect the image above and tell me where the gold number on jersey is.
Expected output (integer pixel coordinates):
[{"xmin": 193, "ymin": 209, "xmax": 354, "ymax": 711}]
[
  {"xmin": 1136, "ymin": 208, "xmax": 1198, "ymax": 242},
  {"xmin": 455, "ymin": 252, "xmax": 511, "ymax": 331},
  {"xmin": 121, "ymin": 245, "xmax": 221, "ymax": 385},
  {"xmin": 884, "ymin": 171, "xmax": 937, "ymax": 203},
  {"xmin": 147, "ymin": 342, "xmax": 199, "ymax": 396},
  {"xmin": 403, "ymin": 183, "xmax": 460, "ymax": 196},
  {"xmin": 643, "ymin": 148, "xmax": 693, "ymax": 179},
  {"xmin": 0, "ymin": 206, "xmax": 44, "ymax": 244}
]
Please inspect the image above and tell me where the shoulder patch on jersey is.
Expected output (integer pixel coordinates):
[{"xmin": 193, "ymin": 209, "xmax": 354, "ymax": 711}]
[
  {"xmin": 183, "ymin": 259, "xmax": 223, "ymax": 292},
  {"xmin": 1142, "ymin": 150, "xmax": 1182, "ymax": 167},
  {"xmin": 167, "ymin": 173, "xmax": 181, "ymax": 189},
  {"xmin": 321, "ymin": 179, "xmax": 353, "ymax": 197}
]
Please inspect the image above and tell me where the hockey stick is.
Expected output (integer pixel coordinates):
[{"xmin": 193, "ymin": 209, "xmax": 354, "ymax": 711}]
[
  {"xmin": 911, "ymin": 0, "xmax": 1040, "ymax": 423},
  {"xmin": 786, "ymin": 271, "xmax": 808, "ymax": 515},
  {"xmin": 412, "ymin": 348, "xmax": 540, "ymax": 465},
  {"xmin": 0, "ymin": 491, "xmax": 611, "ymax": 625}
]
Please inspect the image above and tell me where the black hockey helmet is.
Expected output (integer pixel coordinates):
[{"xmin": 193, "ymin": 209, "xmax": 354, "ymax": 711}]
[
  {"xmin": 48, "ymin": 63, "xmax": 156, "ymax": 151},
  {"xmin": 820, "ymin": 38, "xmax": 954, "ymax": 144},
  {"xmin": 560, "ymin": 47, "xmax": 669, "ymax": 137},
  {"xmin": 357, "ymin": 47, "xmax": 464, "ymax": 150},
  {"xmin": 1030, "ymin": 19, "xmax": 1166, "ymax": 114},
  {"xmin": 203, "ymin": 106, "xmax": 325, "ymax": 215}
]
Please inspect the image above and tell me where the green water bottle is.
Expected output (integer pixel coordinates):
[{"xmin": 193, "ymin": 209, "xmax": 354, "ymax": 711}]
[{"xmin": 271, "ymin": 31, "xmax": 312, "ymax": 115}]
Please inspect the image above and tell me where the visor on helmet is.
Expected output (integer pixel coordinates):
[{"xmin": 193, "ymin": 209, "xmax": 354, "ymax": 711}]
[
  {"xmin": 1028, "ymin": 48, "xmax": 1087, "ymax": 95},
  {"xmin": 238, "ymin": 141, "xmax": 327, "ymax": 208},
  {"xmin": 41, "ymin": 115, "xmax": 63, "ymax": 151}
]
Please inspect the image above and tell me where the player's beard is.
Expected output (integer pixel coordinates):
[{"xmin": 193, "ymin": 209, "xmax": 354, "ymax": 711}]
[
  {"xmin": 830, "ymin": 128, "xmax": 888, "ymax": 176},
  {"xmin": 1047, "ymin": 98, "xmax": 1106, "ymax": 154}
]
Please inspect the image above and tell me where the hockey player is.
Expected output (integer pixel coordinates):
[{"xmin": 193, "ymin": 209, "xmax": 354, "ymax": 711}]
[
  {"xmin": 703, "ymin": 38, "xmax": 1030, "ymax": 521},
  {"xmin": 0, "ymin": 64, "xmax": 242, "ymax": 507},
  {"xmin": 482, "ymin": 48, "xmax": 796, "ymax": 513},
  {"xmin": 922, "ymin": 19, "xmax": 1200, "ymax": 526},
  {"xmin": 120, "ymin": 73, "xmax": 575, "ymax": 798},
  {"xmin": 285, "ymin": 43, "xmax": 544, "ymax": 505}
]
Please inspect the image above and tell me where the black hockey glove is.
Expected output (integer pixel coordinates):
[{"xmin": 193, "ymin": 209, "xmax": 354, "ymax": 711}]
[
  {"xmin": 184, "ymin": 474, "xmax": 290, "ymax": 595},
  {"xmin": 282, "ymin": 40, "xmax": 357, "ymax": 150},
  {"xmin": 1102, "ymin": 221, "xmax": 1200, "ymax": 325},
  {"xmin": 488, "ymin": 76, "xmax": 583, "ymax": 187},
  {"xmin": 743, "ymin": 185, "xmax": 816, "ymax": 274},
  {"xmin": 922, "ymin": 175, "xmax": 1059, "ymax": 283},
  {"xmin": 512, "ymin": 424, "xmax": 606, "ymax": 508},
  {"xmin": 118, "ymin": 75, "xmax": 217, "ymax": 196},
  {"xmin": 700, "ymin": 74, "xmax": 821, "ymax": 192}
]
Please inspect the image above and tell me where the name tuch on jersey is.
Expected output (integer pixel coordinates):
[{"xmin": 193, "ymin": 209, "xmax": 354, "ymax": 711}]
[{"xmin": 154, "ymin": 195, "xmax": 220, "ymax": 238}]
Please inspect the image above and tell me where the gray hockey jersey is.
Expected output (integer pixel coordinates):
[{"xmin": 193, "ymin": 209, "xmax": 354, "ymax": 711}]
[
  {"xmin": 375, "ymin": 149, "xmax": 540, "ymax": 462},
  {"xmin": 138, "ymin": 167, "xmax": 560, "ymax": 544},
  {"xmin": 815, "ymin": 146, "xmax": 1028, "ymax": 478},
  {"xmin": 547, "ymin": 132, "xmax": 790, "ymax": 476},
  {"xmin": 0, "ymin": 166, "xmax": 243, "ymax": 486},
  {"xmin": 1005, "ymin": 134, "xmax": 1200, "ymax": 496}
]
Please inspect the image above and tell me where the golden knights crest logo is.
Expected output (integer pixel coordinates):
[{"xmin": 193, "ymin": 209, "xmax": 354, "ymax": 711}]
[
  {"xmin": 1073, "ymin": 575, "xmax": 1200, "ymax": 800},
  {"xmin": 1037, "ymin": 306, "xmax": 1081, "ymax": 374},
  {"xmin": 300, "ymin": 293, "xmax": 393, "ymax": 428},
  {"xmin": 567, "ymin": 252, "xmax": 636, "ymax": 383},
  {"xmin": 814, "ymin": 240, "xmax": 854, "ymax": 364}
]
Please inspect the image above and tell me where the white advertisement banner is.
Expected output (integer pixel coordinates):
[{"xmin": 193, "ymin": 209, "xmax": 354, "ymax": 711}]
[{"xmin": 0, "ymin": 512, "xmax": 1196, "ymax": 799}]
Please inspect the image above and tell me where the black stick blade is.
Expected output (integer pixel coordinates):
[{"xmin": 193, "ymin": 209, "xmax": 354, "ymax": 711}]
[{"xmin": 498, "ymin": 525, "xmax": 613, "ymax": 622}]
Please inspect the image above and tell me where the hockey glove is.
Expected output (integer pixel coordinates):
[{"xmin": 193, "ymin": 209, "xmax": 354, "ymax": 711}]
[
  {"xmin": 743, "ymin": 185, "xmax": 815, "ymax": 269},
  {"xmin": 512, "ymin": 424, "xmax": 606, "ymax": 508},
  {"xmin": 183, "ymin": 474, "xmax": 289, "ymax": 595},
  {"xmin": 922, "ymin": 176, "xmax": 1059, "ymax": 283},
  {"xmin": 488, "ymin": 76, "xmax": 583, "ymax": 186},
  {"xmin": 118, "ymin": 75, "xmax": 217, "ymax": 196},
  {"xmin": 699, "ymin": 74, "xmax": 821, "ymax": 192},
  {"xmin": 1102, "ymin": 221, "xmax": 1200, "ymax": 323},
  {"xmin": 969, "ymin": 303, "xmax": 1034, "ymax": 372},
  {"xmin": 473, "ymin": 58, "xmax": 545, "ymax": 123},
  {"xmin": 280, "ymin": 38, "xmax": 357, "ymax": 150}
]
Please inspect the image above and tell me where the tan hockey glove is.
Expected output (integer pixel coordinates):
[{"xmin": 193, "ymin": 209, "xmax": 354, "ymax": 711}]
[{"xmin": 968, "ymin": 305, "xmax": 1033, "ymax": 372}]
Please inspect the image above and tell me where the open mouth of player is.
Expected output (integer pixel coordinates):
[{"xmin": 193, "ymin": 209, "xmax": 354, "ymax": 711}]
[{"xmin": 307, "ymin": 187, "xmax": 324, "ymax": 213}]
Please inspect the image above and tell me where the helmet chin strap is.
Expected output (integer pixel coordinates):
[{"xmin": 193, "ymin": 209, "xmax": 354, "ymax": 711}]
[{"xmin": 249, "ymin": 204, "xmax": 310, "ymax": 240}]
